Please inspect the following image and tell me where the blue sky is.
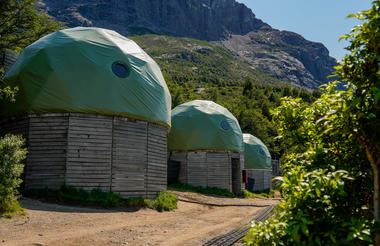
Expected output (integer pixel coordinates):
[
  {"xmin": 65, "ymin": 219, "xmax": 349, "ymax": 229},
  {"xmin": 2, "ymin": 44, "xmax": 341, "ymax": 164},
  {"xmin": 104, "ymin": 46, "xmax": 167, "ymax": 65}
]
[{"xmin": 238, "ymin": 0, "xmax": 372, "ymax": 59}]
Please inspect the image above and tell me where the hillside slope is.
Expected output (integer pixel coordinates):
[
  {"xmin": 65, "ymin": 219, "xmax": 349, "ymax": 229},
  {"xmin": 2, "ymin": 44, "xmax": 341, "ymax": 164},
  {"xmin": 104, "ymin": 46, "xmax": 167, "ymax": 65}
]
[{"xmin": 130, "ymin": 35, "xmax": 284, "ymax": 86}]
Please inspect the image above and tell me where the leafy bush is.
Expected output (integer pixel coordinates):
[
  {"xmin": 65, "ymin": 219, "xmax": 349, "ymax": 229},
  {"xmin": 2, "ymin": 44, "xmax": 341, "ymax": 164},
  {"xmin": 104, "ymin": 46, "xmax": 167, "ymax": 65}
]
[
  {"xmin": 150, "ymin": 191, "xmax": 178, "ymax": 212},
  {"xmin": 242, "ymin": 190, "xmax": 256, "ymax": 199},
  {"xmin": 244, "ymin": 82, "xmax": 374, "ymax": 245},
  {"xmin": 169, "ymin": 182, "xmax": 235, "ymax": 197},
  {"xmin": 0, "ymin": 134, "xmax": 27, "ymax": 217}
]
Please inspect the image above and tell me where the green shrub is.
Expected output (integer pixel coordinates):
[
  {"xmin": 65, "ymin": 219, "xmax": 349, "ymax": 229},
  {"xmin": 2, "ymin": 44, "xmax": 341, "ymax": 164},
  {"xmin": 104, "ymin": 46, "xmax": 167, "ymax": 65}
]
[
  {"xmin": 151, "ymin": 191, "xmax": 178, "ymax": 212},
  {"xmin": 245, "ymin": 82, "xmax": 374, "ymax": 245},
  {"xmin": 242, "ymin": 190, "xmax": 256, "ymax": 199},
  {"xmin": 169, "ymin": 182, "xmax": 235, "ymax": 197},
  {"xmin": 0, "ymin": 134, "xmax": 27, "ymax": 216}
]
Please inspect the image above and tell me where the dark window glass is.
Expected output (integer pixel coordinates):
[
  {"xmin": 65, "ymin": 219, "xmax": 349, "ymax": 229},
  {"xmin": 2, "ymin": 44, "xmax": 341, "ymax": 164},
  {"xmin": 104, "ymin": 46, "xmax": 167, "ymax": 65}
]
[
  {"xmin": 259, "ymin": 149, "xmax": 266, "ymax": 156},
  {"xmin": 220, "ymin": 121, "xmax": 230, "ymax": 130},
  {"xmin": 112, "ymin": 61, "xmax": 129, "ymax": 78}
]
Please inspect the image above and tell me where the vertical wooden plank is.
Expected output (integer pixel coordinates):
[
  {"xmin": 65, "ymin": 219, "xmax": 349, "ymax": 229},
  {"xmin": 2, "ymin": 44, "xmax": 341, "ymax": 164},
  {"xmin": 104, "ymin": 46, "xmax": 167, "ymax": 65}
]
[
  {"xmin": 26, "ymin": 114, "xmax": 68, "ymax": 190},
  {"xmin": 111, "ymin": 117, "xmax": 148, "ymax": 198},
  {"xmin": 206, "ymin": 151, "xmax": 231, "ymax": 191},
  {"xmin": 187, "ymin": 151, "xmax": 207, "ymax": 187},
  {"xmin": 146, "ymin": 123, "xmax": 167, "ymax": 199},
  {"xmin": 66, "ymin": 114, "xmax": 112, "ymax": 191}
]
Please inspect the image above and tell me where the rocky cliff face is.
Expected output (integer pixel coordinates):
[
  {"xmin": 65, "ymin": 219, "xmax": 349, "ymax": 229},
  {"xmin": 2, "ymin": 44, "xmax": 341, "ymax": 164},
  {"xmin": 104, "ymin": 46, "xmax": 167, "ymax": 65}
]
[
  {"xmin": 41, "ymin": 0, "xmax": 337, "ymax": 89},
  {"xmin": 217, "ymin": 30, "xmax": 337, "ymax": 89},
  {"xmin": 41, "ymin": 0, "xmax": 270, "ymax": 40}
]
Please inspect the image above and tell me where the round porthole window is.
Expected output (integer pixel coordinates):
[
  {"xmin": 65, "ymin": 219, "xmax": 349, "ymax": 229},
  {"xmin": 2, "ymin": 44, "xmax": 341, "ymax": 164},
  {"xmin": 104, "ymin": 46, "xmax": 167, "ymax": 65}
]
[
  {"xmin": 112, "ymin": 61, "xmax": 129, "ymax": 78},
  {"xmin": 258, "ymin": 149, "xmax": 266, "ymax": 156},
  {"xmin": 220, "ymin": 121, "xmax": 230, "ymax": 130}
]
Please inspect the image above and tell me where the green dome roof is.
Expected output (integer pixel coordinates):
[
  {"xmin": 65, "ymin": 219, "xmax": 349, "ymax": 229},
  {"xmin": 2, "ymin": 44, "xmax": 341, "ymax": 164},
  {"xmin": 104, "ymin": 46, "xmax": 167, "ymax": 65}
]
[
  {"xmin": 243, "ymin": 134, "xmax": 272, "ymax": 170},
  {"xmin": 1, "ymin": 27, "xmax": 171, "ymax": 128},
  {"xmin": 168, "ymin": 100, "xmax": 243, "ymax": 152}
]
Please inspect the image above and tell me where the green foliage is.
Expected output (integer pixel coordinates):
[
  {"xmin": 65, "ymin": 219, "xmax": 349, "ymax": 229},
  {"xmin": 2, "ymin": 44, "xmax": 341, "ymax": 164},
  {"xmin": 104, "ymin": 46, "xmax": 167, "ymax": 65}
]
[
  {"xmin": 169, "ymin": 182, "xmax": 235, "ymax": 197},
  {"xmin": 0, "ymin": 86, "xmax": 18, "ymax": 102},
  {"xmin": 0, "ymin": 134, "xmax": 27, "ymax": 216},
  {"xmin": 24, "ymin": 186, "xmax": 178, "ymax": 212},
  {"xmin": 0, "ymin": 0, "xmax": 64, "ymax": 77},
  {"xmin": 245, "ymin": 81, "xmax": 374, "ymax": 245},
  {"xmin": 242, "ymin": 189, "xmax": 275, "ymax": 199},
  {"xmin": 0, "ymin": 0, "xmax": 64, "ymax": 53},
  {"xmin": 2, "ymin": 200, "xmax": 25, "ymax": 218},
  {"xmin": 336, "ymin": 0, "xmax": 380, "ymax": 174},
  {"xmin": 242, "ymin": 190, "xmax": 256, "ymax": 199},
  {"xmin": 148, "ymin": 191, "xmax": 178, "ymax": 212},
  {"xmin": 246, "ymin": 4, "xmax": 380, "ymax": 241}
]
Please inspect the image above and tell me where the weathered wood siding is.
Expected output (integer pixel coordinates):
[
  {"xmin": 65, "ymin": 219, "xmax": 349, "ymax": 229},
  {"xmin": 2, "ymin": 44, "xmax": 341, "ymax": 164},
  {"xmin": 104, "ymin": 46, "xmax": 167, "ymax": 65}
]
[
  {"xmin": 247, "ymin": 169, "xmax": 272, "ymax": 191},
  {"xmin": 0, "ymin": 113, "xmax": 168, "ymax": 198},
  {"xmin": 112, "ymin": 117, "xmax": 147, "ymax": 197},
  {"xmin": 206, "ymin": 151, "xmax": 231, "ymax": 191},
  {"xmin": 146, "ymin": 124, "xmax": 168, "ymax": 198},
  {"xmin": 66, "ymin": 114, "xmax": 112, "ymax": 190},
  {"xmin": 169, "ymin": 150, "xmax": 243, "ymax": 193},
  {"xmin": 26, "ymin": 114, "xmax": 68, "ymax": 189}
]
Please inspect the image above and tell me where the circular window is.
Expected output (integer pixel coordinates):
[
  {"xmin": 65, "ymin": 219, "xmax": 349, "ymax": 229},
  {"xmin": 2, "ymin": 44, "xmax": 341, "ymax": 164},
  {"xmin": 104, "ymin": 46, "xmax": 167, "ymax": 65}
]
[
  {"xmin": 112, "ymin": 61, "xmax": 129, "ymax": 78},
  {"xmin": 258, "ymin": 149, "xmax": 266, "ymax": 156},
  {"xmin": 220, "ymin": 121, "xmax": 230, "ymax": 130}
]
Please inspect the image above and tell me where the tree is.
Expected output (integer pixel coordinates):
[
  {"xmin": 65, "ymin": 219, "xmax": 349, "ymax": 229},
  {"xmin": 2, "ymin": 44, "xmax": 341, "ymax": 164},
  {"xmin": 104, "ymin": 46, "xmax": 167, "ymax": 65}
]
[
  {"xmin": 0, "ymin": 0, "xmax": 64, "ymax": 76},
  {"xmin": 244, "ymin": 1, "xmax": 379, "ymax": 244},
  {"xmin": 0, "ymin": 0, "xmax": 64, "ymax": 52},
  {"xmin": 335, "ymin": 0, "xmax": 380, "ymax": 242}
]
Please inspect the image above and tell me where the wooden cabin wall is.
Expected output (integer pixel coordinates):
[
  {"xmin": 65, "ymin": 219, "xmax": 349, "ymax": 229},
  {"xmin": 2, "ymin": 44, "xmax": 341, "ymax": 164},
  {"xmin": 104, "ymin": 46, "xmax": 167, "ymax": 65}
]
[
  {"xmin": 169, "ymin": 150, "xmax": 243, "ymax": 193},
  {"xmin": 112, "ymin": 117, "xmax": 148, "ymax": 198},
  {"xmin": 0, "ymin": 113, "xmax": 168, "ymax": 198},
  {"xmin": 66, "ymin": 114, "xmax": 112, "ymax": 191},
  {"xmin": 146, "ymin": 123, "xmax": 168, "ymax": 199},
  {"xmin": 27, "ymin": 114, "xmax": 68, "ymax": 189},
  {"xmin": 205, "ymin": 151, "xmax": 231, "ymax": 191},
  {"xmin": 247, "ymin": 169, "xmax": 272, "ymax": 191}
]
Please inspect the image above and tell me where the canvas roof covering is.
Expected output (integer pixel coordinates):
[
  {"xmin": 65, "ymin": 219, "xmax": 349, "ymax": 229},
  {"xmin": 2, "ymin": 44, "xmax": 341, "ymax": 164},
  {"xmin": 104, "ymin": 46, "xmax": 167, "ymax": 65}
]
[
  {"xmin": 0, "ymin": 27, "xmax": 171, "ymax": 128},
  {"xmin": 168, "ymin": 100, "xmax": 243, "ymax": 152},
  {"xmin": 243, "ymin": 133, "xmax": 272, "ymax": 170}
]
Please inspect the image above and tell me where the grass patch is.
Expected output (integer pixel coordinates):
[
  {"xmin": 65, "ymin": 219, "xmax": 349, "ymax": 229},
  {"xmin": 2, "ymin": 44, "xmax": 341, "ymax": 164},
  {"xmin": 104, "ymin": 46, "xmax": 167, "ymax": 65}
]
[
  {"xmin": 24, "ymin": 185, "xmax": 177, "ymax": 212},
  {"xmin": 242, "ymin": 190, "xmax": 256, "ymax": 199},
  {"xmin": 242, "ymin": 189, "xmax": 276, "ymax": 199},
  {"xmin": 1, "ymin": 200, "xmax": 26, "ymax": 218},
  {"xmin": 169, "ymin": 183, "xmax": 235, "ymax": 197}
]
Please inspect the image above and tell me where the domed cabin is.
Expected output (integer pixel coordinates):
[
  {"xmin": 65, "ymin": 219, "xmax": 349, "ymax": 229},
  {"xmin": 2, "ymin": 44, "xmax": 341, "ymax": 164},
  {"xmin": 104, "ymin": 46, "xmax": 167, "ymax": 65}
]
[
  {"xmin": 243, "ymin": 134, "xmax": 272, "ymax": 192},
  {"xmin": 167, "ymin": 100, "xmax": 244, "ymax": 194},
  {"xmin": 0, "ymin": 27, "xmax": 171, "ymax": 198}
]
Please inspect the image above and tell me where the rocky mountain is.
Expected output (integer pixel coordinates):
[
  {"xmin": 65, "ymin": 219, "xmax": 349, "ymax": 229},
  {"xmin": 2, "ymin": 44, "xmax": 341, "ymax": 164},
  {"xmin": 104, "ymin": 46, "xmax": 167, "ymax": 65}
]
[{"xmin": 40, "ymin": 0, "xmax": 337, "ymax": 89}]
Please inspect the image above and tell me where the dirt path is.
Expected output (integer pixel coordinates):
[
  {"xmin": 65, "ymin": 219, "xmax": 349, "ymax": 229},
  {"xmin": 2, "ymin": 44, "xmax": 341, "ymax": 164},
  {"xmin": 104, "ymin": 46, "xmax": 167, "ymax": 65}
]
[{"xmin": 0, "ymin": 192, "xmax": 278, "ymax": 246}]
